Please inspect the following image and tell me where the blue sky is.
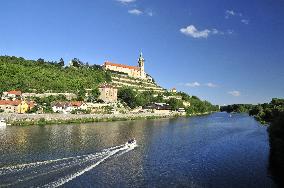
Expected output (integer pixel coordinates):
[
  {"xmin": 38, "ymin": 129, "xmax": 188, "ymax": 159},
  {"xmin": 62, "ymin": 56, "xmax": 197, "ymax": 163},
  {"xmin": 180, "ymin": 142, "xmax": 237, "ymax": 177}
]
[{"xmin": 1, "ymin": 0, "xmax": 284, "ymax": 105}]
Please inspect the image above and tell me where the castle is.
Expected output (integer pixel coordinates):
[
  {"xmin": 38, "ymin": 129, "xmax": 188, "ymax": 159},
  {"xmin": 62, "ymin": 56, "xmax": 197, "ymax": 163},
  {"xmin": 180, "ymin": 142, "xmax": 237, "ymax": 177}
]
[{"xmin": 103, "ymin": 52, "xmax": 152, "ymax": 81}]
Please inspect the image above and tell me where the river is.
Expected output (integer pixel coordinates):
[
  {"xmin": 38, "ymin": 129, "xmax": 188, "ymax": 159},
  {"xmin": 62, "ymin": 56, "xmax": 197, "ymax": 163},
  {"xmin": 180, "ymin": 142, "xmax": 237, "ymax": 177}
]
[{"xmin": 0, "ymin": 112, "xmax": 277, "ymax": 187}]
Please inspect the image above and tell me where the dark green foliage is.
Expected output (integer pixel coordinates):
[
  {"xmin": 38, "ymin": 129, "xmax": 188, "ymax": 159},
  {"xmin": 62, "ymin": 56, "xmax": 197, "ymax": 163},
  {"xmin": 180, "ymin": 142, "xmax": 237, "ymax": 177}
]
[
  {"xmin": 118, "ymin": 88, "xmax": 163, "ymax": 109},
  {"xmin": 87, "ymin": 87, "xmax": 100, "ymax": 102},
  {"xmin": 220, "ymin": 104, "xmax": 254, "ymax": 113},
  {"xmin": 168, "ymin": 98, "xmax": 184, "ymax": 110},
  {"xmin": 185, "ymin": 97, "xmax": 218, "ymax": 115},
  {"xmin": 58, "ymin": 58, "xmax": 64, "ymax": 67},
  {"xmin": 178, "ymin": 91, "xmax": 191, "ymax": 101},
  {"xmin": 118, "ymin": 87, "xmax": 138, "ymax": 109},
  {"xmin": 76, "ymin": 86, "xmax": 86, "ymax": 101},
  {"xmin": 0, "ymin": 55, "xmax": 111, "ymax": 92}
]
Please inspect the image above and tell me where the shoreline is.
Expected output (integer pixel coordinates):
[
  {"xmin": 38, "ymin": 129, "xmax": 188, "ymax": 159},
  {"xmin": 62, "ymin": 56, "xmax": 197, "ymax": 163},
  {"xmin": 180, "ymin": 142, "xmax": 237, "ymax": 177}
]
[
  {"xmin": 0, "ymin": 112, "xmax": 183, "ymax": 126},
  {"xmin": 0, "ymin": 112, "xmax": 213, "ymax": 126}
]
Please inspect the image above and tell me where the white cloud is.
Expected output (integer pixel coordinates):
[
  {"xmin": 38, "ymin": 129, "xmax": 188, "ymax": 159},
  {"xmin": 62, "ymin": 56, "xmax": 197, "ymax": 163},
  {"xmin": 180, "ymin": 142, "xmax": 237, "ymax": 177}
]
[
  {"xmin": 225, "ymin": 10, "xmax": 250, "ymax": 24},
  {"xmin": 225, "ymin": 10, "xmax": 235, "ymax": 18},
  {"xmin": 225, "ymin": 9, "xmax": 243, "ymax": 19},
  {"xmin": 180, "ymin": 25, "xmax": 211, "ymax": 38},
  {"xmin": 228, "ymin": 91, "xmax": 241, "ymax": 97},
  {"xmin": 185, "ymin": 82, "xmax": 201, "ymax": 87},
  {"xmin": 128, "ymin": 9, "xmax": 143, "ymax": 15},
  {"xmin": 180, "ymin": 25, "xmax": 228, "ymax": 38},
  {"xmin": 241, "ymin": 19, "xmax": 249, "ymax": 24},
  {"xmin": 117, "ymin": 0, "xmax": 136, "ymax": 4},
  {"xmin": 205, "ymin": 83, "xmax": 218, "ymax": 88}
]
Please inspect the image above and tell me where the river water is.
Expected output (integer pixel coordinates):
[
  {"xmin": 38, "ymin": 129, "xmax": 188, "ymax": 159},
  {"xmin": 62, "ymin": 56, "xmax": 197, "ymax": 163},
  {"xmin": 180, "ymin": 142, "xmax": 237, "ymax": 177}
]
[{"xmin": 0, "ymin": 112, "xmax": 277, "ymax": 187}]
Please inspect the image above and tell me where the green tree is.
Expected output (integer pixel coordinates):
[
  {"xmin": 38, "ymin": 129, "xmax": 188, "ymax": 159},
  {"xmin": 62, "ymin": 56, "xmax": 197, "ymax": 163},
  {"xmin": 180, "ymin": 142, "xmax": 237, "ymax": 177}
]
[
  {"xmin": 77, "ymin": 87, "xmax": 86, "ymax": 101},
  {"xmin": 167, "ymin": 98, "xmax": 184, "ymax": 110},
  {"xmin": 118, "ymin": 87, "xmax": 138, "ymax": 109},
  {"xmin": 58, "ymin": 58, "xmax": 64, "ymax": 67},
  {"xmin": 71, "ymin": 58, "xmax": 82, "ymax": 67},
  {"xmin": 37, "ymin": 58, "xmax": 44, "ymax": 64}
]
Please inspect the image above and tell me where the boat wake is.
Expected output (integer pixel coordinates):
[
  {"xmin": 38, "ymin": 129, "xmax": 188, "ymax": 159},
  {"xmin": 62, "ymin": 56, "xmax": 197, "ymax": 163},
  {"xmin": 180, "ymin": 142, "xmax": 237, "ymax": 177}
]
[{"xmin": 0, "ymin": 142, "xmax": 137, "ymax": 188}]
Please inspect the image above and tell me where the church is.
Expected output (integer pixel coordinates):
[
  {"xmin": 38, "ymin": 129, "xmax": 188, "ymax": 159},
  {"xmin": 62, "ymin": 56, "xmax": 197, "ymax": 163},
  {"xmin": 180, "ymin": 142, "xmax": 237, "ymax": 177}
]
[{"xmin": 102, "ymin": 53, "xmax": 151, "ymax": 81}]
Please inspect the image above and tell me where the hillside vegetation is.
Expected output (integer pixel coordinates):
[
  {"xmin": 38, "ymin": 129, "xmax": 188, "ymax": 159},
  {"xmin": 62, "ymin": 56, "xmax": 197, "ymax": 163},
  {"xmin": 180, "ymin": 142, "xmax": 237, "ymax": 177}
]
[
  {"xmin": 118, "ymin": 87, "xmax": 219, "ymax": 114},
  {"xmin": 0, "ymin": 56, "xmax": 111, "ymax": 93}
]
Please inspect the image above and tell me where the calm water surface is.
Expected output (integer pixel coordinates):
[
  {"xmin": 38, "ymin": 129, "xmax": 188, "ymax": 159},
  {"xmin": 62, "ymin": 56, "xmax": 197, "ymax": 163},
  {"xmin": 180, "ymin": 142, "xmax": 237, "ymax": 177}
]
[{"xmin": 0, "ymin": 113, "xmax": 277, "ymax": 187}]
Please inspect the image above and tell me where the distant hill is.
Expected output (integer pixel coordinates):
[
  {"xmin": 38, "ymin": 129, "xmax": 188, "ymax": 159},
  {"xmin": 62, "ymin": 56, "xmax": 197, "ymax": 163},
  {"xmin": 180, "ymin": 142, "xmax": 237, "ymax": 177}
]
[{"xmin": 0, "ymin": 56, "xmax": 111, "ymax": 93}]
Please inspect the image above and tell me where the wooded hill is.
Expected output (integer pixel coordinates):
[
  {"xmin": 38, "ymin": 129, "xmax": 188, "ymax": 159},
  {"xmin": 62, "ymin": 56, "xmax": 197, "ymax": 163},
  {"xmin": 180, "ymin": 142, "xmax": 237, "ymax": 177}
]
[{"xmin": 0, "ymin": 56, "xmax": 111, "ymax": 93}]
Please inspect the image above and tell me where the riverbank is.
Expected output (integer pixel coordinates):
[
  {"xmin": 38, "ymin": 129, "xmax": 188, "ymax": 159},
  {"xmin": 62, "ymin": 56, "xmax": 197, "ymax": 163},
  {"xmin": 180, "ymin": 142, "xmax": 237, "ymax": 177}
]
[
  {"xmin": 0, "ymin": 111, "xmax": 215, "ymax": 126},
  {"xmin": 0, "ymin": 112, "xmax": 183, "ymax": 126}
]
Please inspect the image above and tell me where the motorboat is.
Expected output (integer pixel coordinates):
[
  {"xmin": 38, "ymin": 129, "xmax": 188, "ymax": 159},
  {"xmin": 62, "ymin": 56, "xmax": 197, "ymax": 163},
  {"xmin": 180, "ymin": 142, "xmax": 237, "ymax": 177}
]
[
  {"xmin": 0, "ymin": 118, "xmax": 7, "ymax": 128},
  {"xmin": 125, "ymin": 138, "xmax": 137, "ymax": 148}
]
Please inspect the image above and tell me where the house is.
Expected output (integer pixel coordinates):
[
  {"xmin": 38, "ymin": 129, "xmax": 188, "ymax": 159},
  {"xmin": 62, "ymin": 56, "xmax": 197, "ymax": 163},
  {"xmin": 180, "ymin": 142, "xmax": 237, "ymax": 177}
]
[
  {"xmin": 0, "ymin": 100, "xmax": 19, "ymax": 113},
  {"xmin": 163, "ymin": 95, "xmax": 182, "ymax": 100},
  {"xmin": 98, "ymin": 84, "xmax": 118, "ymax": 103},
  {"xmin": 1, "ymin": 90, "xmax": 22, "ymax": 100},
  {"xmin": 169, "ymin": 88, "xmax": 177, "ymax": 93},
  {"xmin": 183, "ymin": 101, "xmax": 191, "ymax": 107},
  {"xmin": 70, "ymin": 101, "xmax": 88, "ymax": 111},
  {"xmin": 102, "ymin": 52, "xmax": 149, "ymax": 80},
  {"xmin": 17, "ymin": 101, "xmax": 33, "ymax": 113},
  {"xmin": 51, "ymin": 101, "xmax": 87, "ymax": 113},
  {"xmin": 0, "ymin": 100, "xmax": 34, "ymax": 113}
]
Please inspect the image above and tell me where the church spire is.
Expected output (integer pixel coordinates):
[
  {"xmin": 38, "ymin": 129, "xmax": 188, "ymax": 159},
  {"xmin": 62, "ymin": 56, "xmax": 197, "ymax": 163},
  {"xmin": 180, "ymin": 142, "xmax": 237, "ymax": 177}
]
[
  {"xmin": 138, "ymin": 51, "xmax": 145, "ymax": 65},
  {"xmin": 137, "ymin": 51, "xmax": 146, "ymax": 79}
]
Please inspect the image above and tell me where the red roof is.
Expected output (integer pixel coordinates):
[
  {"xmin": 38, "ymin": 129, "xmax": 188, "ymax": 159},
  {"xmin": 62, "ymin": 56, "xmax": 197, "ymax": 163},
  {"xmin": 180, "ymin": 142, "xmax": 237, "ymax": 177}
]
[
  {"xmin": 52, "ymin": 101, "xmax": 83, "ymax": 107},
  {"xmin": 7, "ymin": 90, "xmax": 22, "ymax": 95},
  {"xmin": 104, "ymin": 61, "xmax": 139, "ymax": 70},
  {"xmin": 0, "ymin": 100, "xmax": 20, "ymax": 106},
  {"xmin": 70, "ymin": 101, "xmax": 83, "ymax": 107},
  {"xmin": 0, "ymin": 100, "xmax": 34, "ymax": 107},
  {"xmin": 27, "ymin": 101, "xmax": 35, "ymax": 108}
]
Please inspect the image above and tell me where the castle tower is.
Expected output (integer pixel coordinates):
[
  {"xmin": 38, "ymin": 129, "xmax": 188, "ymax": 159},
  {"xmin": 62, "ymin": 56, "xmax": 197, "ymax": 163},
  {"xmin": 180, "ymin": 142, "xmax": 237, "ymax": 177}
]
[{"xmin": 138, "ymin": 52, "xmax": 145, "ymax": 79}]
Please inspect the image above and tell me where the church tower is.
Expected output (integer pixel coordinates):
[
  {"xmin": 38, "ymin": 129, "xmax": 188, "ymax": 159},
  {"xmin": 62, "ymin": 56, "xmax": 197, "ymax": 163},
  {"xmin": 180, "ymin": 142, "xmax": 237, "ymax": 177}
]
[{"xmin": 138, "ymin": 52, "xmax": 145, "ymax": 79}]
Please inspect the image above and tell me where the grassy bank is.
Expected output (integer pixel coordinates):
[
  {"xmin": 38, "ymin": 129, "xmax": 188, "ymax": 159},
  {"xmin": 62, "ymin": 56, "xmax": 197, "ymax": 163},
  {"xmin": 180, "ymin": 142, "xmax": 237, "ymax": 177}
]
[
  {"xmin": 7, "ymin": 111, "xmax": 216, "ymax": 126},
  {"xmin": 9, "ymin": 114, "xmax": 179, "ymax": 126}
]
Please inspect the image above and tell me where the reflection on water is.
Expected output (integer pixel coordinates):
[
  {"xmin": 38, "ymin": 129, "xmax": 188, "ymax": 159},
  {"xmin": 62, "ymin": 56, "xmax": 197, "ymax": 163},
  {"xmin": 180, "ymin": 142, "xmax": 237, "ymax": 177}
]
[{"xmin": 0, "ymin": 113, "xmax": 277, "ymax": 187}]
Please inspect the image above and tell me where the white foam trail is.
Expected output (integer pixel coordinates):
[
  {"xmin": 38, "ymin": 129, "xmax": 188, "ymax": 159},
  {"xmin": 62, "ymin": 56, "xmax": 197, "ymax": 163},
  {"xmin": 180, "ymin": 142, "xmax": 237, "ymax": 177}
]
[
  {"xmin": 0, "ymin": 152, "xmax": 109, "ymax": 187},
  {"xmin": 0, "ymin": 145, "xmax": 124, "ymax": 175},
  {"xmin": 42, "ymin": 145, "xmax": 136, "ymax": 188},
  {"xmin": 0, "ymin": 143, "xmax": 136, "ymax": 188},
  {"xmin": 116, "ymin": 144, "xmax": 137, "ymax": 157}
]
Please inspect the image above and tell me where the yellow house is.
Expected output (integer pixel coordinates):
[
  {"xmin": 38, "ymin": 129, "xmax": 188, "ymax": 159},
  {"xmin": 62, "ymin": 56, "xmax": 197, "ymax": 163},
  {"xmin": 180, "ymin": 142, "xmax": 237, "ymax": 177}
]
[{"xmin": 17, "ymin": 101, "xmax": 31, "ymax": 113}]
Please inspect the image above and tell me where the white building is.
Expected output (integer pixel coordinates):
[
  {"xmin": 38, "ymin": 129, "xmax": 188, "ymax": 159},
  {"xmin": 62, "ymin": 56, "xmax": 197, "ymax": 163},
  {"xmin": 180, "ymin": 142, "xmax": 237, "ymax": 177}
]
[{"xmin": 102, "ymin": 52, "xmax": 148, "ymax": 80}]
